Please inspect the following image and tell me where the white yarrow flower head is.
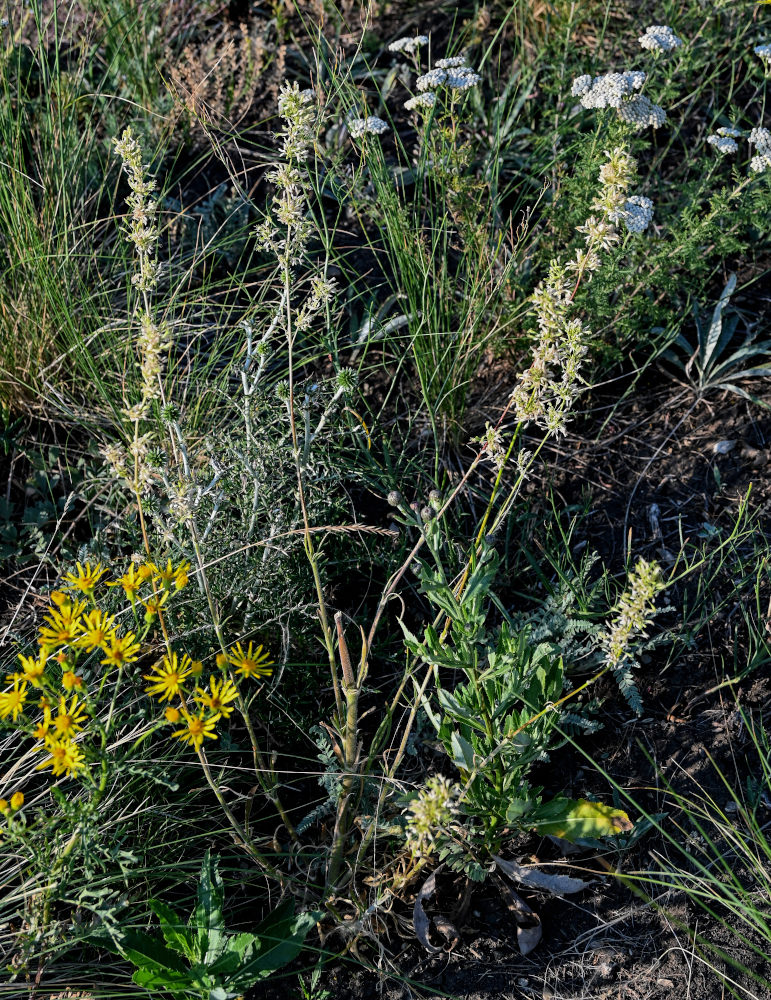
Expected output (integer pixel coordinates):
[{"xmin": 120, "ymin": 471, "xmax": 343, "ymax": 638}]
[
  {"xmin": 435, "ymin": 55, "xmax": 467, "ymax": 69},
  {"xmin": 404, "ymin": 92, "xmax": 437, "ymax": 111},
  {"xmin": 617, "ymin": 94, "xmax": 667, "ymax": 129},
  {"xmin": 577, "ymin": 71, "xmax": 645, "ymax": 109},
  {"xmin": 571, "ymin": 74, "xmax": 592, "ymax": 97},
  {"xmin": 749, "ymin": 127, "xmax": 771, "ymax": 154},
  {"xmin": 416, "ymin": 68, "xmax": 447, "ymax": 91},
  {"xmin": 639, "ymin": 25, "xmax": 683, "ymax": 53},
  {"xmin": 389, "ymin": 35, "xmax": 429, "ymax": 54},
  {"xmin": 622, "ymin": 195, "xmax": 654, "ymax": 233},
  {"xmin": 750, "ymin": 153, "xmax": 771, "ymax": 174},
  {"xmin": 446, "ymin": 68, "xmax": 481, "ymax": 91},
  {"xmin": 348, "ymin": 115, "xmax": 389, "ymax": 139},
  {"xmin": 717, "ymin": 126, "xmax": 743, "ymax": 138},
  {"xmin": 755, "ymin": 43, "xmax": 771, "ymax": 64},
  {"xmin": 707, "ymin": 134, "xmax": 738, "ymax": 155}
]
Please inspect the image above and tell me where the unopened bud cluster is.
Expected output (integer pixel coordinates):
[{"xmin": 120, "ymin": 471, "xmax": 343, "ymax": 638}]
[
  {"xmin": 603, "ymin": 558, "xmax": 665, "ymax": 671},
  {"xmin": 404, "ymin": 775, "xmax": 457, "ymax": 856}
]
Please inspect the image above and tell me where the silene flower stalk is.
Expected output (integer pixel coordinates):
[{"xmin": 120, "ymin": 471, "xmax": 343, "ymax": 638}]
[{"xmin": 511, "ymin": 146, "xmax": 653, "ymax": 435}]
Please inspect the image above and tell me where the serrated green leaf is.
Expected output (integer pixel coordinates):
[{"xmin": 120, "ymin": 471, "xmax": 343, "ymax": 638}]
[{"xmin": 122, "ymin": 930, "xmax": 189, "ymax": 974}]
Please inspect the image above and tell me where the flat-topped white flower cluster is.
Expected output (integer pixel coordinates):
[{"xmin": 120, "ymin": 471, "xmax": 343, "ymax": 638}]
[
  {"xmin": 388, "ymin": 35, "xmax": 428, "ymax": 55},
  {"xmin": 571, "ymin": 70, "xmax": 667, "ymax": 130},
  {"xmin": 639, "ymin": 25, "xmax": 683, "ymax": 53},
  {"xmin": 707, "ymin": 134, "xmax": 738, "ymax": 155},
  {"xmin": 622, "ymin": 195, "xmax": 655, "ymax": 233},
  {"xmin": 704, "ymin": 125, "xmax": 771, "ymax": 172},
  {"xmin": 415, "ymin": 57, "xmax": 481, "ymax": 95},
  {"xmin": 347, "ymin": 115, "xmax": 390, "ymax": 139},
  {"xmin": 571, "ymin": 70, "xmax": 645, "ymax": 107},
  {"xmin": 749, "ymin": 127, "xmax": 771, "ymax": 173}
]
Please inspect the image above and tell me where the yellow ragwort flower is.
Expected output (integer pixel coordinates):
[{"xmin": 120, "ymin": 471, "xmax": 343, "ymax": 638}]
[
  {"xmin": 227, "ymin": 641, "xmax": 273, "ymax": 680},
  {"xmin": 62, "ymin": 561, "xmax": 108, "ymax": 597},
  {"xmin": 10, "ymin": 792, "xmax": 23, "ymax": 811},
  {"xmin": 101, "ymin": 632, "xmax": 142, "ymax": 669},
  {"xmin": 61, "ymin": 671, "xmax": 85, "ymax": 693},
  {"xmin": 215, "ymin": 652, "xmax": 229, "ymax": 670},
  {"xmin": 140, "ymin": 592, "xmax": 168, "ymax": 621},
  {"xmin": 194, "ymin": 676, "xmax": 239, "ymax": 719},
  {"xmin": 78, "ymin": 608, "xmax": 117, "ymax": 652},
  {"xmin": 173, "ymin": 561, "xmax": 191, "ymax": 590},
  {"xmin": 153, "ymin": 558, "xmax": 177, "ymax": 590},
  {"xmin": 33, "ymin": 706, "xmax": 52, "ymax": 740},
  {"xmin": 164, "ymin": 705, "xmax": 181, "ymax": 723},
  {"xmin": 50, "ymin": 590, "xmax": 70, "ymax": 608},
  {"xmin": 136, "ymin": 562, "xmax": 155, "ymax": 582},
  {"xmin": 0, "ymin": 680, "xmax": 28, "ymax": 721},
  {"xmin": 35, "ymin": 738, "xmax": 85, "ymax": 778},
  {"xmin": 17, "ymin": 652, "xmax": 46, "ymax": 687},
  {"xmin": 37, "ymin": 606, "xmax": 84, "ymax": 648},
  {"xmin": 107, "ymin": 563, "xmax": 143, "ymax": 602},
  {"xmin": 53, "ymin": 694, "xmax": 89, "ymax": 737},
  {"xmin": 0, "ymin": 799, "xmax": 7, "ymax": 814},
  {"xmin": 171, "ymin": 710, "xmax": 220, "ymax": 749},
  {"xmin": 143, "ymin": 652, "xmax": 193, "ymax": 702}
]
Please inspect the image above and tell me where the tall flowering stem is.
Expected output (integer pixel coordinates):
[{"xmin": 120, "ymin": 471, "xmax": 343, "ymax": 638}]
[
  {"xmin": 110, "ymin": 130, "xmax": 171, "ymax": 568},
  {"xmin": 258, "ymin": 84, "xmax": 360, "ymax": 888},
  {"xmin": 511, "ymin": 146, "xmax": 644, "ymax": 437}
]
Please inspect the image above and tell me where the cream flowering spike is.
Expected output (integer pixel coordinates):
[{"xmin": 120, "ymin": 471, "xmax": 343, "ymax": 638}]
[
  {"xmin": 511, "ymin": 146, "xmax": 649, "ymax": 435},
  {"xmin": 109, "ymin": 128, "xmax": 173, "ymax": 488},
  {"xmin": 604, "ymin": 558, "xmax": 665, "ymax": 713},
  {"xmin": 255, "ymin": 83, "xmax": 316, "ymax": 270}
]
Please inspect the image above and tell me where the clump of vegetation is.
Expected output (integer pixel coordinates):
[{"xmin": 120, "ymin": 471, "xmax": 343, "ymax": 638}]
[{"xmin": 1, "ymin": 1, "xmax": 770, "ymax": 998}]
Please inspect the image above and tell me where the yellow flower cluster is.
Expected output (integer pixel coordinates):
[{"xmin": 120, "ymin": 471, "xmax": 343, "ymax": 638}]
[
  {"xmin": 2, "ymin": 555, "xmax": 274, "ymax": 781},
  {"xmin": 0, "ymin": 559, "xmax": 191, "ymax": 779},
  {"xmin": 0, "ymin": 791, "xmax": 24, "ymax": 814},
  {"xmin": 144, "ymin": 642, "xmax": 273, "ymax": 750}
]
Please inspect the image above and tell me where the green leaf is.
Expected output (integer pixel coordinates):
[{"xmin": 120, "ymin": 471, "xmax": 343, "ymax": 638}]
[
  {"xmin": 529, "ymin": 797, "xmax": 633, "ymax": 843},
  {"xmin": 450, "ymin": 731, "xmax": 475, "ymax": 772},
  {"xmin": 231, "ymin": 904, "xmax": 319, "ymax": 987},
  {"xmin": 132, "ymin": 967, "xmax": 191, "ymax": 999},
  {"xmin": 505, "ymin": 797, "xmax": 536, "ymax": 823},
  {"xmin": 122, "ymin": 930, "xmax": 189, "ymax": 974},
  {"xmin": 193, "ymin": 850, "xmax": 226, "ymax": 965},
  {"xmin": 148, "ymin": 898, "xmax": 196, "ymax": 961}
]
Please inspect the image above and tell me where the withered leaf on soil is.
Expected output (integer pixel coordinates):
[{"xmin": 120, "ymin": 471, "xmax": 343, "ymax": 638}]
[
  {"xmin": 497, "ymin": 876, "xmax": 542, "ymax": 955},
  {"xmin": 493, "ymin": 854, "xmax": 588, "ymax": 896},
  {"xmin": 413, "ymin": 867, "xmax": 443, "ymax": 954}
]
